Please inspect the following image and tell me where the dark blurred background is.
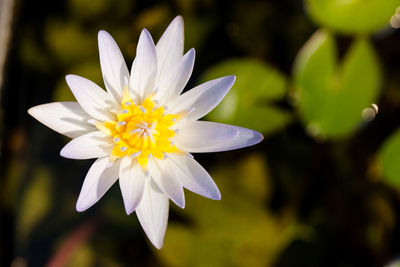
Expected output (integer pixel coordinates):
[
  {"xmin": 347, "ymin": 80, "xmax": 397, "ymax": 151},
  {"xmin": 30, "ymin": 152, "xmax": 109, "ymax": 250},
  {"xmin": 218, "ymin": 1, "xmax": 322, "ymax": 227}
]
[{"xmin": 2, "ymin": 0, "xmax": 400, "ymax": 266}]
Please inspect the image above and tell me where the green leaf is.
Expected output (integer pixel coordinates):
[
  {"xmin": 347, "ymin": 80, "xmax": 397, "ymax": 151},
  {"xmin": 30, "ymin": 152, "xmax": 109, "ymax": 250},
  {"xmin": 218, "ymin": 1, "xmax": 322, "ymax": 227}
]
[
  {"xmin": 200, "ymin": 58, "xmax": 291, "ymax": 135},
  {"xmin": 45, "ymin": 21, "xmax": 97, "ymax": 65},
  {"xmin": 379, "ymin": 129, "xmax": 400, "ymax": 188},
  {"xmin": 305, "ymin": 0, "xmax": 400, "ymax": 34},
  {"xmin": 68, "ymin": 0, "xmax": 110, "ymax": 19},
  {"xmin": 17, "ymin": 167, "xmax": 52, "ymax": 242},
  {"xmin": 158, "ymin": 154, "xmax": 300, "ymax": 267},
  {"xmin": 293, "ymin": 30, "xmax": 381, "ymax": 139},
  {"xmin": 68, "ymin": 0, "xmax": 134, "ymax": 20},
  {"xmin": 53, "ymin": 61, "xmax": 103, "ymax": 102}
]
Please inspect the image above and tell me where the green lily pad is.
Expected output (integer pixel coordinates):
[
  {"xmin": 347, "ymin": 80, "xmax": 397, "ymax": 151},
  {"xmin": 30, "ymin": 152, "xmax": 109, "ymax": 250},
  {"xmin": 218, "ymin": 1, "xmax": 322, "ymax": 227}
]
[
  {"xmin": 293, "ymin": 30, "xmax": 381, "ymax": 139},
  {"xmin": 378, "ymin": 129, "xmax": 400, "ymax": 188},
  {"xmin": 200, "ymin": 58, "xmax": 291, "ymax": 135},
  {"xmin": 305, "ymin": 0, "xmax": 400, "ymax": 34}
]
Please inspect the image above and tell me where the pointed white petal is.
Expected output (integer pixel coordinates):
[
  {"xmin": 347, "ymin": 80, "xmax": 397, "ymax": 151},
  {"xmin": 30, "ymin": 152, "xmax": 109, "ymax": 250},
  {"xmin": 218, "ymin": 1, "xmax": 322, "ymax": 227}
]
[
  {"xmin": 135, "ymin": 177, "xmax": 169, "ymax": 249},
  {"xmin": 65, "ymin": 75, "xmax": 117, "ymax": 121},
  {"xmin": 119, "ymin": 157, "xmax": 145, "ymax": 215},
  {"xmin": 173, "ymin": 121, "xmax": 263, "ymax": 152},
  {"xmin": 216, "ymin": 126, "xmax": 264, "ymax": 151},
  {"xmin": 147, "ymin": 158, "xmax": 185, "ymax": 208},
  {"xmin": 168, "ymin": 154, "xmax": 221, "ymax": 200},
  {"xmin": 130, "ymin": 29, "xmax": 157, "ymax": 103},
  {"xmin": 98, "ymin": 30, "xmax": 130, "ymax": 102},
  {"xmin": 28, "ymin": 102, "xmax": 95, "ymax": 138},
  {"xmin": 60, "ymin": 131, "xmax": 112, "ymax": 159},
  {"xmin": 168, "ymin": 76, "xmax": 236, "ymax": 121},
  {"xmin": 157, "ymin": 48, "xmax": 195, "ymax": 104},
  {"xmin": 76, "ymin": 157, "xmax": 120, "ymax": 212},
  {"xmin": 156, "ymin": 16, "xmax": 184, "ymax": 84},
  {"xmin": 173, "ymin": 121, "xmax": 236, "ymax": 151}
]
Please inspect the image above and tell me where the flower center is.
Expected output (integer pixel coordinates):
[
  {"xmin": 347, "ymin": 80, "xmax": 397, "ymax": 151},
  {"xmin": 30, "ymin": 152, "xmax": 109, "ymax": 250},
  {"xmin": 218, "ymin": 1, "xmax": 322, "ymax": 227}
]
[{"xmin": 95, "ymin": 87, "xmax": 181, "ymax": 166}]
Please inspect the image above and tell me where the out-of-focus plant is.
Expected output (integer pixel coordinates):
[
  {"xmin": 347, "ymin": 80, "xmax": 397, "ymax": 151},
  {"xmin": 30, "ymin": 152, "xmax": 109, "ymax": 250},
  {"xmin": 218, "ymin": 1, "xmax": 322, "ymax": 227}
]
[
  {"xmin": 294, "ymin": 0, "xmax": 400, "ymax": 196},
  {"xmin": 159, "ymin": 154, "xmax": 303, "ymax": 267},
  {"xmin": 379, "ymin": 130, "xmax": 400, "ymax": 188},
  {"xmin": 6, "ymin": 0, "xmax": 400, "ymax": 266},
  {"xmin": 305, "ymin": 0, "xmax": 399, "ymax": 34},
  {"xmin": 201, "ymin": 59, "xmax": 291, "ymax": 136},
  {"xmin": 292, "ymin": 30, "xmax": 381, "ymax": 139}
]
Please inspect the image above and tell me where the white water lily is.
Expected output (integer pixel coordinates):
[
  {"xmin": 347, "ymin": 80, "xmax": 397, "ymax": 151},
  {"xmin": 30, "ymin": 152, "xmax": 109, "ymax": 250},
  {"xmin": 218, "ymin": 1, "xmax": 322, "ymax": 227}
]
[{"xmin": 28, "ymin": 16, "xmax": 263, "ymax": 249}]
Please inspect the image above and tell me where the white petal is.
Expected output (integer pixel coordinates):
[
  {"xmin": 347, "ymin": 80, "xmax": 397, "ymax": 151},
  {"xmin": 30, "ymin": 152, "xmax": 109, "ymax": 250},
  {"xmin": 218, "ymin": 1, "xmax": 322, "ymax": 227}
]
[
  {"xmin": 147, "ymin": 158, "xmax": 185, "ymax": 208},
  {"xmin": 135, "ymin": 177, "xmax": 169, "ymax": 249},
  {"xmin": 173, "ymin": 121, "xmax": 263, "ymax": 152},
  {"xmin": 65, "ymin": 75, "xmax": 117, "ymax": 121},
  {"xmin": 168, "ymin": 76, "xmax": 236, "ymax": 121},
  {"xmin": 98, "ymin": 30, "xmax": 130, "ymax": 102},
  {"xmin": 173, "ymin": 121, "xmax": 236, "ymax": 151},
  {"xmin": 130, "ymin": 29, "xmax": 157, "ymax": 103},
  {"xmin": 60, "ymin": 131, "xmax": 112, "ymax": 159},
  {"xmin": 76, "ymin": 157, "xmax": 120, "ymax": 212},
  {"xmin": 156, "ymin": 16, "xmax": 184, "ymax": 85},
  {"xmin": 28, "ymin": 102, "xmax": 95, "ymax": 138},
  {"xmin": 168, "ymin": 154, "xmax": 221, "ymax": 200},
  {"xmin": 119, "ymin": 157, "xmax": 145, "ymax": 215},
  {"xmin": 157, "ymin": 48, "xmax": 195, "ymax": 104}
]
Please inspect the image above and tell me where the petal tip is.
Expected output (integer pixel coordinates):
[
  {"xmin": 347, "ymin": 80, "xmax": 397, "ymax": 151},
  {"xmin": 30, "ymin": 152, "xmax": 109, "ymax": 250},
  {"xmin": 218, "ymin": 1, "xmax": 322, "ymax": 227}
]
[
  {"xmin": 65, "ymin": 73, "xmax": 78, "ymax": 81},
  {"xmin": 169, "ymin": 15, "xmax": 184, "ymax": 29},
  {"xmin": 152, "ymin": 241, "xmax": 163, "ymax": 250},
  {"xmin": 174, "ymin": 15, "xmax": 184, "ymax": 23},
  {"xmin": 27, "ymin": 106, "xmax": 36, "ymax": 116},
  {"xmin": 137, "ymin": 29, "xmax": 156, "ymax": 52},
  {"xmin": 211, "ymin": 190, "xmax": 221, "ymax": 201},
  {"xmin": 75, "ymin": 201, "xmax": 87, "ymax": 212},
  {"xmin": 98, "ymin": 30, "xmax": 117, "ymax": 48},
  {"xmin": 65, "ymin": 74, "xmax": 76, "ymax": 85},
  {"xmin": 227, "ymin": 75, "xmax": 236, "ymax": 83},
  {"xmin": 140, "ymin": 28, "xmax": 152, "ymax": 39},
  {"xmin": 253, "ymin": 130, "xmax": 264, "ymax": 145},
  {"xmin": 218, "ymin": 75, "xmax": 236, "ymax": 90},
  {"xmin": 188, "ymin": 48, "xmax": 196, "ymax": 56},
  {"xmin": 175, "ymin": 199, "xmax": 185, "ymax": 209},
  {"xmin": 142, "ymin": 224, "xmax": 165, "ymax": 249},
  {"xmin": 125, "ymin": 206, "xmax": 135, "ymax": 215},
  {"xmin": 208, "ymin": 182, "xmax": 221, "ymax": 200},
  {"xmin": 59, "ymin": 145, "xmax": 76, "ymax": 159},
  {"xmin": 27, "ymin": 105, "xmax": 46, "ymax": 118},
  {"xmin": 199, "ymin": 181, "xmax": 221, "ymax": 200},
  {"xmin": 59, "ymin": 146, "xmax": 68, "ymax": 158},
  {"xmin": 147, "ymin": 234, "xmax": 164, "ymax": 249},
  {"xmin": 98, "ymin": 30, "xmax": 110, "ymax": 39}
]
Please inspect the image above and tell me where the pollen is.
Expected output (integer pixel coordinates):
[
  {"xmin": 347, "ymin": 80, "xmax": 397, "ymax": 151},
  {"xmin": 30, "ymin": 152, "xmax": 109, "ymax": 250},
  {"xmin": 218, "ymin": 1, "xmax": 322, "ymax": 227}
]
[{"xmin": 95, "ymin": 86, "xmax": 181, "ymax": 166}]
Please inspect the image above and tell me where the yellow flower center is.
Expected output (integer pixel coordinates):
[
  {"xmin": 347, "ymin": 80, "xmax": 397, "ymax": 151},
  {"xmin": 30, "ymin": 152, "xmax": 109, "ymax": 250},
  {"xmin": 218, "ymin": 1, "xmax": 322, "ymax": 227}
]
[{"xmin": 95, "ymin": 87, "xmax": 181, "ymax": 166}]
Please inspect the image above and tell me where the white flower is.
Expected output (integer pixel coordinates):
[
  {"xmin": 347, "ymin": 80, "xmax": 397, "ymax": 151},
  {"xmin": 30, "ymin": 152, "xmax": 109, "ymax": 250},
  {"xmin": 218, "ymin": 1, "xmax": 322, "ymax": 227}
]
[{"xmin": 28, "ymin": 16, "xmax": 263, "ymax": 249}]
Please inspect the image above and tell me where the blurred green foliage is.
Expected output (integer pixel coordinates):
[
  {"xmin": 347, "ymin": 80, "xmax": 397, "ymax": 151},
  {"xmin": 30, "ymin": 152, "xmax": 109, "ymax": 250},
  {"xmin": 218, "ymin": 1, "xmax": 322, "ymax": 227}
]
[
  {"xmin": 2, "ymin": 0, "xmax": 400, "ymax": 266},
  {"xmin": 305, "ymin": 0, "xmax": 400, "ymax": 34},
  {"xmin": 16, "ymin": 167, "xmax": 52, "ymax": 242},
  {"xmin": 201, "ymin": 59, "xmax": 291, "ymax": 135},
  {"xmin": 293, "ymin": 30, "xmax": 381, "ymax": 139},
  {"xmin": 45, "ymin": 21, "xmax": 97, "ymax": 66},
  {"xmin": 159, "ymin": 154, "xmax": 301, "ymax": 267},
  {"xmin": 66, "ymin": 245, "xmax": 96, "ymax": 267},
  {"xmin": 379, "ymin": 129, "xmax": 400, "ymax": 188}
]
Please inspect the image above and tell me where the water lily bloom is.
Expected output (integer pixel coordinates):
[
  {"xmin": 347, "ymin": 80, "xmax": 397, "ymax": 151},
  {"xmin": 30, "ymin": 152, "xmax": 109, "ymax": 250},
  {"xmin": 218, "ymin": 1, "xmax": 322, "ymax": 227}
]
[{"xmin": 28, "ymin": 16, "xmax": 263, "ymax": 249}]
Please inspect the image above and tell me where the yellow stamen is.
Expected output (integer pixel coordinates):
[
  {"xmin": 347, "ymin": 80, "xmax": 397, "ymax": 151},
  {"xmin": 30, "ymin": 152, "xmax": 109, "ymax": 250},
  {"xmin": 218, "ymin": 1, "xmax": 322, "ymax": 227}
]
[{"xmin": 101, "ymin": 94, "xmax": 181, "ymax": 166}]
